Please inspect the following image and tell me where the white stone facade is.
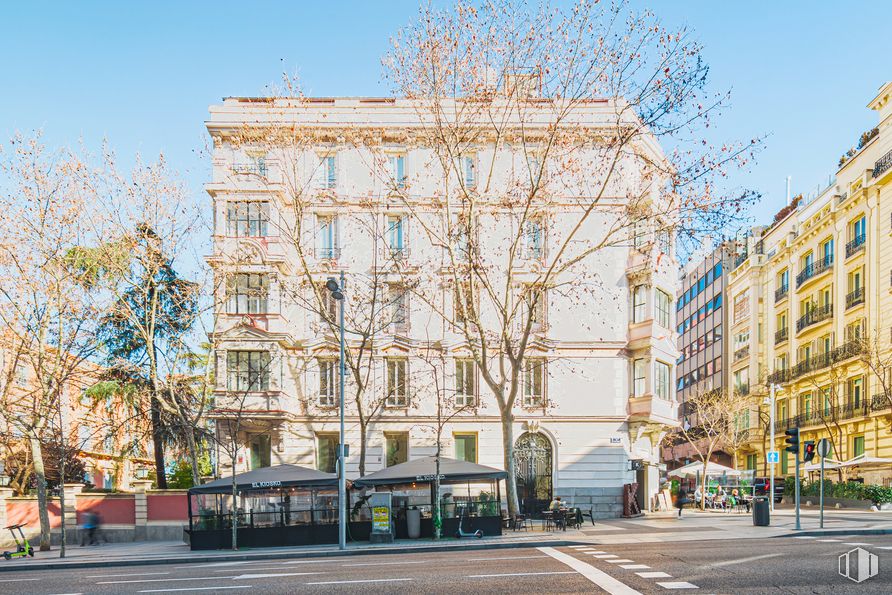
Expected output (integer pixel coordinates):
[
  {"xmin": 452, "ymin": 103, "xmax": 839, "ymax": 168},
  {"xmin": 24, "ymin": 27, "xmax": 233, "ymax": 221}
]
[{"xmin": 206, "ymin": 97, "xmax": 679, "ymax": 517}]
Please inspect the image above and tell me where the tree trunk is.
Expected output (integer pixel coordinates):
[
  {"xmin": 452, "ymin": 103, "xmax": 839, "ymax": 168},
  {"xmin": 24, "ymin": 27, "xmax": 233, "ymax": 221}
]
[
  {"xmin": 183, "ymin": 423, "xmax": 201, "ymax": 486},
  {"xmin": 29, "ymin": 436, "xmax": 51, "ymax": 551},
  {"xmin": 358, "ymin": 419, "xmax": 368, "ymax": 477},
  {"xmin": 433, "ymin": 455, "xmax": 442, "ymax": 540},
  {"xmin": 231, "ymin": 467, "xmax": 238, "ymax": 551},
  {"xmin": 150, "ymin": 395, "xmax": 167, "ymax": 489},
  {"xmin": 498, "ymin": 410, "xmax": 519, "ymax": 519}
]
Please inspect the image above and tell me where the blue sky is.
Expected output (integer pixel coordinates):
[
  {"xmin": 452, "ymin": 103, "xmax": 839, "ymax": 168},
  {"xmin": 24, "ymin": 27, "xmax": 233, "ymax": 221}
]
[{"xmin": 1, "ymin": 1, "xmax": 888, "ymax": 228}]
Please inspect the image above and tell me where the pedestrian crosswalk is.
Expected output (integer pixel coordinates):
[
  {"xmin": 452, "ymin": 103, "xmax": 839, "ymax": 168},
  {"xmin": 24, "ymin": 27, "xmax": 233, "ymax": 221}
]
[{"xmin": 568, "ymin": 546, "xmax": 698, "ymax": 590}]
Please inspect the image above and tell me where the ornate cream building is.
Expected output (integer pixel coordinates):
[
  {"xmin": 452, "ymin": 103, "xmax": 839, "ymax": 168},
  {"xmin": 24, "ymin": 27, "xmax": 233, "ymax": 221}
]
[{"xmin": 205, "ymin": 95, "xmax": 679, "ymax": 516}]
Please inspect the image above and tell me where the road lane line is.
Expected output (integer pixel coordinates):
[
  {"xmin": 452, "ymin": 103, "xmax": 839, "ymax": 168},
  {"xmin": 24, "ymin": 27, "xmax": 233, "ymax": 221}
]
[
  {"xmin": 569, "ymin": 545, "xmax": 589, "ymax": 549},
  {"xmin": 539, "ymin": 546, "xmax": 642, "ymax": 595},
  {"xmin": 139, "ymin": 587, "xmax": 251, "ymax": 593},
  {"xmin": 467, "ymin": 555, "xmax": 549, "ymax": 561},
  {"xmin": 594, "ymin": 554, "xmax": 618, "ymax": 558},
  {"xmin": 87, "ymin": 572, "xmax": 171, "ymax": 578},
  {"xmin": 620, "ymin": 564, "xmax": 651, "ymax": 570},
  {"xmin": 843, "ymin": 542, "xmax": 873, "ymax": 546},
  {"xmin": 817, "ymin": 539, "xmax": 840, "ymax": 542},
  {"xmin": 305, "ymin": 578, "xmax": 413, "ymax": 585},
  {"xmin": 233, "ymin": 573, "xmax": 322, "ymax": 580},
  {"xmin": 708, "ymin": 553, "xmax": 781, "ymax": 568},
  {"xmin": 637, "ymin": 571, "xmax": 672, "ymax": 578},
  {"xmin": 793, "ymin": 536, "xmax": 816, "ymax": 539},
  {"xmin": 343, "ymin": 560, "xmax": 428, "ymax": 567},
  {"xmin": 877, "ymin": 546, "xmax": 892, "ymax": 550},
  {"xmin": 656, "ymin": 581, "xmax": 699, "ymax": 589},
  {"xmin": 100, "ymin": 577, "xmax": 239, "ymax": 585},
  {"xmin": 0, "ymin": 578, "xmax": 40, "ymax": 582},
  {"xmin": 468, "ymin": 571, "xmax": 577, "ymax": 578},
  {"xmin": 606, "ymin": 559, "xmax": 634, "ymax": 563}
]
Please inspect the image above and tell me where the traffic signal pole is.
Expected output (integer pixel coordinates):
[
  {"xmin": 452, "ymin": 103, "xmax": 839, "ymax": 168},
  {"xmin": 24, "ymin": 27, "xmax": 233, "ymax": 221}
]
[
  {"xmin": 795, "ymin": 447, "xmax": 801, "ymax": 531},
  {"xmin": 784, "ymin": 427, "xmax": 801, "ymax": 531}
]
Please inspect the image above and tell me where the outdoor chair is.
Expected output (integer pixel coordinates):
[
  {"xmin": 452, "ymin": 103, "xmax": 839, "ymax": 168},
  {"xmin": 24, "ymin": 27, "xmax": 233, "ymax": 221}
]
[
  {"xmin": 552, "ymin": 509, "xmax": 567, "ymax": 531},
  {"xmin": 579, "ymin": 507, "xmax": 595, "ymax": 526},
  {"xmin": 513, "ymin": 514, "xmax": 529, "ymax": 531}
]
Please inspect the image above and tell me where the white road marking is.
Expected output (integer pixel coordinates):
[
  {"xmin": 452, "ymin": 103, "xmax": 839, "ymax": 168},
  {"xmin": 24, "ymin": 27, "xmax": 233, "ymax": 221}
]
[
  {"xmin": 305, "ymin": 578, "xmax": 413, "ymax": 585},
  {"xmin": 176, "ymin": 562, "xmax": 254, "ymax": 569},
  {"xmin": 469, "ymin": 571, "xmax": 577, "ymax": 578},
  {"xmin": 620, "ymin": 564, "xmax": 651, "ymax": 569},
  {"xmin": 343, "ymin": 560, "xmax": 428, "ymax": 567},
  {"xmin": 467, "ymin": 555, "xmax": 549, "ymax": 561},
  {"xmin": 637, "ymin": 571, "xmax": 672, "ymax": 578},
  {"xmin": 99, "ymin": 573, "xmax": 320, "ymax": 585},
  {"xmin": 708, "ymin": 553, "xmax": 781, "ymax": 567},
  {"xmin": 606, "ymin": 559, "xmax": 634, "ymax": 564},
  {"xmin": 793, "ymin": 536, "xmax": 816, "ymax": 539},
  {"xmin": 139, "ymin": 588, "xmax": 251, "ymax": 593},
  {"xmin": 877, "ymin": 546, "xmax": 892, "ymax": 550},
  {"xmin": 234, "ymin": 573, "xmax": 322, "ymax": 580},
  {"xmin": 817, "ymin": 539, "xmax": 840, "ymax": 542},
  {"xmin": 585, "ymin": 551, "xmax": 607, "ymax": 555},
  {"xmin": 0, "ymin": 578, "xmax": 40, "ymax": 582},
  {"xmin": 594, "ymin": 554, "xmax": 619, "ymax": 559},
  {"xmin": 843, "ymin": 542, "xmax": 873, "ymax": 546},
  {"xmin": 87, "ymin": 572, "xmax": 171, "ymax": 578},
  {"xmin": 657, "ymin": 582, "xmax": 699, "ymax": 589},
  {"xmin": 569, "ymin": 545, "xmax": 589, "ymax": 549},
  {"xmin": 539, "ymin": 546, "xmax": 642, "ymax": 595}
]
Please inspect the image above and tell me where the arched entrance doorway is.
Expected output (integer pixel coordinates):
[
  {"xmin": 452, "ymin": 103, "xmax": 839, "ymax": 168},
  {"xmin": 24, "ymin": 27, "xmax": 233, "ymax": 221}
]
[{"xmin": 514, "ymin": 432, "xmax": 553, "ymax": 515}]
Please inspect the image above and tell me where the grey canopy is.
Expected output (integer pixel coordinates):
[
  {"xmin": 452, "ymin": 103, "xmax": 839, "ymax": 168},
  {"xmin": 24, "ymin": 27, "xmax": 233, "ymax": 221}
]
[
  {"xmin": 353, "ymin": 456, "xmax": 507, "ymax": 488},
  {"xmin": 189, "ymin": 464, "xmax": 337, "ymax": 494}
]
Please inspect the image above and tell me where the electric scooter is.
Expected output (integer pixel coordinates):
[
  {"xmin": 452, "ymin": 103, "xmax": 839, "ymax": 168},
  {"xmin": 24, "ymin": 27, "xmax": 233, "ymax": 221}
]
[
  {"xmin": 2, "ymin": 524, "xmax": 34, "ymax": 560},
  {"xmin": 454, "ymin": 506, "xmax": 483, "ymax": 539}
]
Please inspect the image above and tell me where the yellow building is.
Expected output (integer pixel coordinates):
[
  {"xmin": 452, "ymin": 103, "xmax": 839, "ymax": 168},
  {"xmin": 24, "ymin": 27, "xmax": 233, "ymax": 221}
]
[{"xmin": 729, "ymin": 81, "xmax": 892, "ymax": 484}]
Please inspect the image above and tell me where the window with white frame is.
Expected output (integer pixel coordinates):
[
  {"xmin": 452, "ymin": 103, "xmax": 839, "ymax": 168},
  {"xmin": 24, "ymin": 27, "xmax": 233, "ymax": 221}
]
[
  {"xmin": 633, "ymin": 358, "xmax": 647, "ymax": 396},
  {"xmin": 319, "ymin": 284, "xmax": 338, "ymax": 323},
  {"xmin": 386, "ymin": 359, "xmax": 408, "ymax": 407},
  {"xmin": 523, "ymin": 285, "xmax": 545, "ymax": 331},
  {"xmin": 454, "ymin": 282, "xmax": 475, "ymax": 326},
  {"xmin": 655, "ymin": 289, "xmax": 671, "ymax": 328},
  {"xmin": 632, "ymin": 285, "xmax": 647, "ymax": 323},
  {"xmin": 462, "ymin": 155, "xmax": 476, "ymax": 188},
  {"xmin": 450, "ymin": 214, "xmax": 473, "ymax": 258},
  {"xmin": 317, "ymin": 215, "xmax": 339, "ymax": 259},
  {"xmin": 227, "ymin": 351, "xmax": 271, "ymax": 392},
  {"xmin": 633, "ymin": 218, "xmax": 650, "ymax": 249},
  {"xmin": 318, "ymin": 359, "xmax": 336, "ymax": 407},
  {"xmin": 523, "ymin": 218, "xmax": 544, "ymax": 260},
  {"xmin": 233, "ymin": 152, "xmax": 267, "ymax": 176},
  {"xmin": 656, "ymin": 228, "xmax": 671, "ymax": 255},
  {"xmin": 387, "ymin": 214, "xmax": 406, "ymax": 256},
  {"xmin": 523, "ymin": 358, "xmax": 545, "ymax": 406},
  {"xmin": 387, "ymin": 154, "xmax": 406, "ymax": 189},
  {"xmin": 387, "ymin": 284, "xmax": 409, "ymax": 331},
  {"xmin": 226, "ymin": 273, "xmax": 269, "ymax": 314},
  {"xmin": 14, "ymin": 361, "xmax": 29, "ymax": 388},
  {"xmin": 454, "ymin": 359, "xmax": 476, "ymax": 406},
  {"xmin": 315, "ymin": 154, "xmax": 336, "ymax": 189},
  {"xmin": 227, "ymin": 201, "xmax": 270, "ymax": 237},
  {"xmin": 655, "ymin": 361, "xmax": 670, "ymax": 400}
]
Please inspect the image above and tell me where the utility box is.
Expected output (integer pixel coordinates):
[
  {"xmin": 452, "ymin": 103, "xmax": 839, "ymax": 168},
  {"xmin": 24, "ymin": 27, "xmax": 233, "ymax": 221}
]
[
  {"xmin": 752, "ymin": 496, "xmax": 770, "ymax": 526},
  {"xmin": 369, "ymin": 492, "xmax": 394, "ymax": 544}
]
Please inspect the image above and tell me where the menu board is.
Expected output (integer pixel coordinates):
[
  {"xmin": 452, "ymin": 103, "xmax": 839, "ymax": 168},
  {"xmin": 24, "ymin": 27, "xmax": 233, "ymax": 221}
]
[{"xmin": 372, "ymin": 506, "xmax": 390, "ymax": 533}]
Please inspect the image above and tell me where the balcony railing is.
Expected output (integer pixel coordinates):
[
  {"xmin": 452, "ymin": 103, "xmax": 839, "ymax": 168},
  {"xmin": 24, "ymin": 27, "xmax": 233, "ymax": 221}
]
[
  {"xmin": 775, "ymin": 284, "xmax": 789, "ymax": 303},
  {"xmin": 873, "ymin": 148, "xmax": 892, "ymax": 179},
  {"xmin": 769, "ymin": 340, "xmax": 863, "ymax": 384},
  {"xmin": 795, "ymin": 303, "xmax": 833, "ymax": 333},
  {"xmin": 774, "ymin": 327, "xmax": 789, "ymax": 345},
  {"xmin": 846, "ymin": 287, "xmax": 865, "ymax": 309},
  {"xmin": 232, "ymin": 162, "xmax": 268, "ymax": 177},
  {"xmin": 767, "ymin": 369, "xmax": 790, "ymax": 385},
  {"xmin": 796, "ymin": 255, "xmax": 833, "ymax": 288},
  {"xmin": 734, "ymin": 345, "xmax": 750, "ymax": 362},
  {"xmin": 845, "ymin": 234, "xmax": 866, "ymax": 258},
  {"xmin": 317, "ymin": 246, "xmax": 342, "ymax": 261}
]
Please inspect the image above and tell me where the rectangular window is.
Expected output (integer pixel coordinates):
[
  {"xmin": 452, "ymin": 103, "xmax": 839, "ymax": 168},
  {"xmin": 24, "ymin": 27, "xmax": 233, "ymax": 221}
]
[
  {"xmin": 848, "ymin": 376, "xmax": 863, "ymax": 409},
  {"xmin": 386, "ymin": 359, "xmax": 408, "ymax": 407},
  {"xmin": 746, "ymin": 454, "xmax": 757, "ymax": 471},
  {"xmin": 781, "ymin": 451, "xmax": 789, "ymax": 475},
  {"xmin": 633, "ymin": 358, "xmax": 646, "ymax": 396},
  {"xmin": 655, "ymin": 289, "xmax": 671, "ymax": 328},
  {"xmin": 227, "ymin": 201, "xmax": 270, "ymax": 237},
  {"xmin": 388, "ymin": 154, "xmax": 406, "ymax": 188},
  {"xmin": 822, "ymin": 238, "xmax": 834, "ymax": 262},
  {"xmin": 657, "ymin": 229, "xmax": 671, "ymax": 255},
  {"xmin": 462, "ymin": 155, "xmax": 476, "ymax": 188},
  {"xmin": 387, "ymin": 215, "xmax": 406, "ymax": 255},
  {"xmin": 319, "ymin": 284, "xmax": 338, "ymax": 323},
  {"xmin": 853, "ymin": 435, "xmax": 865, "ymax": 458},
  {"xmin": 524, "ymin": 218, "xmax": 544, "ymax": 259},
  {"xmin": 633, "ymin": 219, "xmax": 650, "ymax": 249},
  {"xmin": 523, "ymin": 358, "xmax": 545, "ymax": 406},
  {"xmin": 318, "ymin": 359, "xmax": 337, "ymax": 406},
  {"xmin": 226, "ymin": 351, "xmax": 271, "ymax": 392},
  {"xmin": 249, "ymin": 434, "xmax": 271, "ymax": 470},
  {"xmin": 733, "ymin": 293, "xmax": 749, "ymax": 323},
  {"xmin": 655, "ymin": 361, "xmax": 670, "ymax": 400},
  {"xmin": 852, "ymin": 216, "xmax": 866, "ymax": 241},
  {"xmin": 523, "ymin": 285, "xmax": 545, "ymax": 331},
  {"xmin": 226, "ymin": 273, "xmax": 269, "ymax": 314},
  {"xmin": 316, "ymin": 433, "xmax": 338, "ymax": 473},
  {"xmin": 454, "ymin": 359, "xmax": 476, "ymax": 407},
  {"xmin": 454, "ymin": 433, "xmax": 477, "ymax": 463},
  {"xmin": 632, "ymin": 286, "xmax": 647, "ymax": 323},
  {"xmin": 454, "ymin": 282, "xmax": 475, "ymax": 326},
  {"xmin": 318, "ymin": 215, "xmax": 339, "ymax": 259},
  {"xmin": 387, "ymin": 284, "xmax": 409, "ymax": 331},
  {"xmin": 385, "ymin": 432, "xmax": 409, "ymax": 467},
  {"xmin": 315, "ymin": 154, "xmax": 337, "ymax": 189}
]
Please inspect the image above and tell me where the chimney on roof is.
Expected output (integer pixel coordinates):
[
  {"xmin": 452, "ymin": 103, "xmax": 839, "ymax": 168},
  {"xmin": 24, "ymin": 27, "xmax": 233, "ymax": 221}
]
[{"xmin": 786, "ymin": 176, "xmax": 792, "ymax": 206}]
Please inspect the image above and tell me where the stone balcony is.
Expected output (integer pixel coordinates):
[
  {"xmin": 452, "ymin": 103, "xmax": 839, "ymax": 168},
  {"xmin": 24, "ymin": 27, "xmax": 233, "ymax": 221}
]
[
  {"xmin": 209, "ymin": 390, "xmax": 295, "ymax": 421},
  {"xmin": 628, "ymin": 393, "xmax": 679, "ymax": 426}
]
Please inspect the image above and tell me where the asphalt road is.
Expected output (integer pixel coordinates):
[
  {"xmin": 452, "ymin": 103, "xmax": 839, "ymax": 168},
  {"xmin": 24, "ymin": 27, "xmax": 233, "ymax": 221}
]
[{"xmin": 2, "ymin": 535, "xmax": 892, "ymax": 594}]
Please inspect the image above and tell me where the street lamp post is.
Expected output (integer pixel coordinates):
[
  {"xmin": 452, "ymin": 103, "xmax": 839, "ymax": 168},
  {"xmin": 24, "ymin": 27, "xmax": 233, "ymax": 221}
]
[
  {"xmin": 326, "ymin": 273, "xmax": 347, "ymax": 551},
  {"xmin": 768, "ymin": 383, "xmax": 776, "ymax": 512}
]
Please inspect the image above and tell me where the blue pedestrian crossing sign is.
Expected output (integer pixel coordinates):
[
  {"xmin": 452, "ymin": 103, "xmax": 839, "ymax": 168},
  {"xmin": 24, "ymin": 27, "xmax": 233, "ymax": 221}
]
[{"xmin": 767, "ymin": 450, "xmax": 779, "ymax": 463}]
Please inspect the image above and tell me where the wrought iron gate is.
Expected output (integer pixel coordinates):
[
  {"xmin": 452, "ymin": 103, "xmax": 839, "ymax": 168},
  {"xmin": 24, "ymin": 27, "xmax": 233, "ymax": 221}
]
[{"xmin": 514, "ymin": 432, "xmax": 553, "ymax": 516}]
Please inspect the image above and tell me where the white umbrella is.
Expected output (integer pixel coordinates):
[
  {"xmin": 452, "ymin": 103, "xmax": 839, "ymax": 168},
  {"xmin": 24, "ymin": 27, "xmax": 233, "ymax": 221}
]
[
  {"xmin": 804, "ymin": 458, "xmax": 841, "ymax": 472},
  {"xmin": 668, "ymin": 461, "xmax": 742, "ymax": 478},
  {"xmin": 835, "ymin": 454, "xmax": 892, "ymax": 469}
]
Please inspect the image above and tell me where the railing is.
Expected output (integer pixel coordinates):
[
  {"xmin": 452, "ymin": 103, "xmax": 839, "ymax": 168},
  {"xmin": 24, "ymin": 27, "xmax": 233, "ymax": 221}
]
[
  {"xmin": 846, "ymin": 287, "xmax": 865, "ymax": 309},
  {"xmin": 796, "ymin": 255, "xmax": 833, "ymax": 288},
  {"xmin": 775, "ymin": 284, "xmax": 789, "ymax": 303},
  {"xmin": 232, "ymin": 162, "xmax": 268, "ymax": 177},
  {"xmin": 767, "ymin": 369, "xmax": 790, "ymax": 385},
  {"xmin": 734, "ymin": 346, "xmax": 750, "ymax": 362},
  {"xmin": 872, "ymin": 395, "xmax": 891, "ymax": 411},
  {"xmin": 770, "ymin": 340, "xmax": 863, "ymax": 384},
  {"xmin": 317, "ymin": 246, "xmax": 342, "ymax": 261},
  {"xmin": 774, "ymin": 327, "xmax": 789, "ymax": 345},
  {"xmin": 795, "ymin": 303, "xmax": 833, "ymax": 332},
  {"xmin": 773, "ymin": 396, "xmax": 891, "ymax": 433},
  {"xmin": 873, "ymin": 148, "xmax": 892, "ymax": 179},
  {"xmin": 734, "ymin": 250, "xmax": 749, "ymax": 269},
  {"xmin": 837, "ymin": 192, "xmax": 849, "ymax": 205},
  {"xmin": 735, "ymin": 384, "xmax": 750, "ymax": 396},
  {"xmin": 845, "ymin": 234, "xmax": 866, "ymax": 258}
]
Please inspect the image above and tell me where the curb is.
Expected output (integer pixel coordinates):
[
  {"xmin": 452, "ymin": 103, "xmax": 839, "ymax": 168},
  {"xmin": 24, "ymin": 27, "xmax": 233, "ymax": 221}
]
[
  {"xmin": 777, "ymin": 528, "xmax": 892, "ymax": 538},
  {"xmin": 0, "ymin": 538, "xmax": 585, "ymax": 573}
]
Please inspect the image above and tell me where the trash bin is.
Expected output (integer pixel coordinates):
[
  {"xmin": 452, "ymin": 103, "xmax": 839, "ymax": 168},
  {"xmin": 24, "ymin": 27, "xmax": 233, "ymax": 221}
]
[
  {"xmin": 407, "ymin": 507, "xmax": 422, "ymax": 538},
  {"xmin": 752, "ymin": 496, "xmax": 770, "ymax": 526}
]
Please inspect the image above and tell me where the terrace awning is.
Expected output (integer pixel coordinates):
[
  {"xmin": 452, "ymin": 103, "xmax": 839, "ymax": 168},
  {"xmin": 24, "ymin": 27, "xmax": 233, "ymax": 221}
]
[
  {"xmin": 668, "ymin": 461, "xmax": 742, "ymax": 478},
  {"xmin": 189, "ymin": 464, "xmax": 337, "ymax": 494},
  {"xmin": 352, "ymin": 456, "xmax": 507, "ymax": 488}
]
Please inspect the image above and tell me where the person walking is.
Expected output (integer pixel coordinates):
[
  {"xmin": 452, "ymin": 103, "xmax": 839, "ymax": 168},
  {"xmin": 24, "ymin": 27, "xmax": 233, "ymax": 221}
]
[
  {"xmin": 676, "ymin": 488, "xmax": 687, "ymax": 518},
  {"xmin": 80, "ymin": 512, "xmax": 97, "ymax": 546}
]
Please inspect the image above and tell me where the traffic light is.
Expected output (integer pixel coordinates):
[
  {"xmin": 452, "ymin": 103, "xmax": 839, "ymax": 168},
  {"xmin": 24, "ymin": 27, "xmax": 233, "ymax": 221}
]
[
  {"xmin": 785, "ymin": 427, "xmax": 800, "ymax": 454},
  {"xmin": 803, "ymin": 440, "xmax": 817, "ymax": 463}
]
